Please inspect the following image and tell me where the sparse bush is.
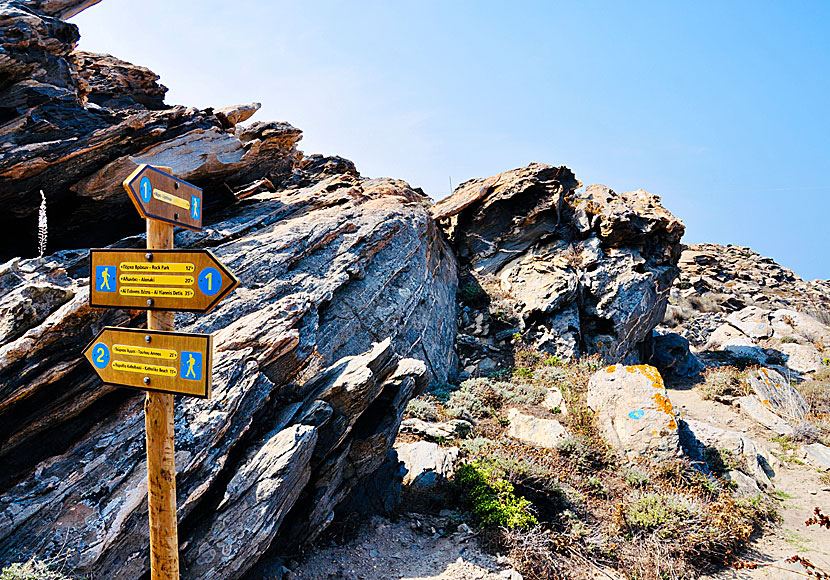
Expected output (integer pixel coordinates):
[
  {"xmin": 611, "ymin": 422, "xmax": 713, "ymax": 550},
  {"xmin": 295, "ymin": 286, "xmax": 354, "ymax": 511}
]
[
  {"xmin": 1, "ymin": 558, "xmax": 69, "ymax": 580},
  {"xmin": 780, "ymin": 336, "xmax": 799, "ymax": 344},
  {"xmin": 699, "ymin": 366, "xmax": 750, "ymax": 401},
  {"xmin": 405, "ymin": 395, "xmax": 442, "ymax": 422},
  {"xmin": 456, "ymin": 462, "xmax": 538, "ymax": 530},
  {"xmin": 625, "ymin": 492, "xmax": 694, "ymax": 537},
  {"xmin": 625, "ymin": 468, "xmax": 650, "ymax": 488}
]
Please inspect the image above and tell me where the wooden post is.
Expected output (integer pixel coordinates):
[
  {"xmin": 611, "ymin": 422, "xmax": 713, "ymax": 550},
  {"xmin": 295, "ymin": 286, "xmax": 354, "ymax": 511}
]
[{"xmin": 145, "ymin": 217, "xmax": 180, "ymax": 580}]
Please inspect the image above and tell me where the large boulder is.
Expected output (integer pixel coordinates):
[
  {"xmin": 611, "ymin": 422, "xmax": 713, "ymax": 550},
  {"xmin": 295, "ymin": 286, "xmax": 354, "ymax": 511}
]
[
  {"xmin": 0, "ymin": 167, "xmax": 457, "ymax": 579},
  {"xmin": 434, "ymin": 164, "xmax": 684, "ymax": 363},
  {"xmin": 586, "ymin": 364, "xmax": 681, "ymax": 459}
]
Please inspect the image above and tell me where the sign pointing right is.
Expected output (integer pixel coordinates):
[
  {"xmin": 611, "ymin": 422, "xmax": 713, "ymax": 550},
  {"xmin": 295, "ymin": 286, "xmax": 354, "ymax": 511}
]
[
  {"xmin": 90, "ymin": 249, "xmax": 239, "ymax": 313},
  {"xmin": 83, "ymin": 327, "xmax": 213, "ymax": 398}
]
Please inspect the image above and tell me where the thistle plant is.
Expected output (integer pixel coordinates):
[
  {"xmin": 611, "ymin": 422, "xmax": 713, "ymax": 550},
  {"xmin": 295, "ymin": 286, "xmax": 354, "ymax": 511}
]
[{"xmin": 38, "ymin": 189, "xmax": 47, "ymax": 258}]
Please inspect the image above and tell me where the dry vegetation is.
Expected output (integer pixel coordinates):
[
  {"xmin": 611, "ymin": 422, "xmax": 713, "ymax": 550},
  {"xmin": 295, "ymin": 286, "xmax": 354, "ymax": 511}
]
[{"xmin": 405, "ymin": 351, "xmax": 780, "ymax": 580}]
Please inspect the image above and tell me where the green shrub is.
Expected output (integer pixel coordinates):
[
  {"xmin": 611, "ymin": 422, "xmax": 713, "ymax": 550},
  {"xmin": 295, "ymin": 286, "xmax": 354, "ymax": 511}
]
[
  {"xmin": 625, "ymin": 493, "xmax": 693, "ymax": 535},
  {"xmin": 456, "ymin": 462, "xmax": 538, "ymax": 530}
]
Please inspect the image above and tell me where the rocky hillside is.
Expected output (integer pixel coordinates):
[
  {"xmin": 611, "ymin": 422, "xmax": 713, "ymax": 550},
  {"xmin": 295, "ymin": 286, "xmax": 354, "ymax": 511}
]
[
  {"xmin": 2, "ymin": 2, "xmax": 830, "ymax": 580},
  {"xmin": 660, "ymin": 243, "xmax": 830, "ymax": 378},
  {"xmin": 1, "ymin": 2, "xmax": 457, "ymax": 578}
]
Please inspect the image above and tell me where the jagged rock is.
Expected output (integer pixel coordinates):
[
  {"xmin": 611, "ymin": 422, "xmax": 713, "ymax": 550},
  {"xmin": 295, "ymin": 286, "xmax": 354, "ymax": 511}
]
[
  {"xmin": 649, "ymin": 331, "xmax": 703, "ymax": 380},
  {"xmin": 505, "ymin": 408, "xmax": 568, "ymax": 449},
  {"xmin": 215, "ymin": 102, "xmax": 260, "ymax": 127},
  {"xmin": 73, "ymin": 51, "xmax": 168, "ymax": 110},
  {"xmin": 0, "ymin": 173, "xmax": 457, "ymax": 578},
  {"xmin": 396, "ymin": 441, "xmax": 459, "ymax": 487},
  {"xmin": 586, "ymin": 365, "xmax": 680, "ymax": 459},
  {"xmin": 0, "ymin": 1, "xmax": 303, "ymax": 260},
  {"xmin": 663, "ymin": 244, "xmax": 830, "ymax": 355},
  {"xmin": 434, "ymin": 164, "xmax": 684, "ymax": 362},
  {"xmin": 400, "ymin": 418, "xmax": 472, "ymax": 441},
  {"xmin": 681, "ymin": 419, "xmax": 775, "ymax": 489}
]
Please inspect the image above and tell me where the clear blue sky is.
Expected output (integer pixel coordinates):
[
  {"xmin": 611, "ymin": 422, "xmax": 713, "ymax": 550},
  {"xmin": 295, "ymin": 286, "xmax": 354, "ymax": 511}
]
[{"xmin": 72, "ymin": 1, "xmax": 829, "ymax": 281}]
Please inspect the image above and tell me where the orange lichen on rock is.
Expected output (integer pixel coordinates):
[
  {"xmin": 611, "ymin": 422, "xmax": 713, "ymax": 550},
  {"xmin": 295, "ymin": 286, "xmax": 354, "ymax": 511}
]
[
  {"xmin": 606, "ymin": 365, "xmax": 617, "ymax": 373},
  {"xmin": 624, "ymin": 364, "xmax": 665, "ymax": 389},
  {"xmin": 651, "ymin": 391, "xmax": 677, "ymax": 429}
]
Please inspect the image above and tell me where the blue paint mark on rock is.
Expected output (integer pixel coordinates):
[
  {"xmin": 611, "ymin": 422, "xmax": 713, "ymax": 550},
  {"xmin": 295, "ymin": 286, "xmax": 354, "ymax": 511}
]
[{"xmin": 628, "ymin": 410, "xmax": 645, "ymax": 420}]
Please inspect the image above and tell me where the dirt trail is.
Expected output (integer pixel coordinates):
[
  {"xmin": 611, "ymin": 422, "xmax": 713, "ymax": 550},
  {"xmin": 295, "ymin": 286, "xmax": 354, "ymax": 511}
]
[
  {"xmin": 290, "ymin": 515, "xmax": 517, "ymax": 580},
  {"xmin": 670, "ymin": 387, "xmax": 830, "ymax": 579}
]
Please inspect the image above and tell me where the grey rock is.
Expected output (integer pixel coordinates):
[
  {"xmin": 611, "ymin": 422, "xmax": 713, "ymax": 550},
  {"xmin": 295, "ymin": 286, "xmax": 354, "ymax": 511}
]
[
  {"xmin": 400, "ymin": 418, "xmax": 473, "ymax": 441},
  {"xmin": 0, "ymin": 171, "xmax": 457, "ymax": 579},
  {"xmin": 433, "ymin": 164, "xmax": 684, "ymax": 363},
  {"xmin": 505, "ymin": 408, "xmax": 568, "ymax": 448},
  {"xmin": 586, "ymin": 364, "xmax": 681, "ymax": 460},
  {"xmin": 726, "ymin": 306, "xmax": 774, "ymax": 339},
  {"xmin": 736, "ymin": 396, "xmax": 794, "ymax": 436},
  {"xmin": 649, "ymin": 331, "xmax": 703, "ymax": 379},
  {"xmin": 682, "ymin": 419, "xmax": 775, "ymax": 489},
  {"xmin": 396, "ymin": 441, "xmax": 459, "ymax": 487},
  {"xmin": 804, "ymin": 443, "xmax": 830, "ymax": 470},
  {"xmin": 724, "ymin": 470, "xmax": 762, "ymax": 496}
]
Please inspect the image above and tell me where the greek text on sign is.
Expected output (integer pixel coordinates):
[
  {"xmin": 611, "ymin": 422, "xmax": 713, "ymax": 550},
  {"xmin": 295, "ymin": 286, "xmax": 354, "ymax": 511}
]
[
  {"xmin": 122, "ymin": 164, "xmax": 203, "ymax": 231},
  {"xmin": 83, "ymin": 327, "xmax": 212, "ymax": 398},
  {"xmin": 90, "ymin": 249, "xmax": 239, "ymax": 313}
]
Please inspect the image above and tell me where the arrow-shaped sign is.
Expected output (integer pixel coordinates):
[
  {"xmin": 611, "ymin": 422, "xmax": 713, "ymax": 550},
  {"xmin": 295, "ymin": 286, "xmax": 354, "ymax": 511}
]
[
  {"xmin": 83, "ymin": 327, "xmax": 213, "ymax": 398},
  {"xmin": 123, "ymin": 164, "xmax": 204, "ymax": 231},
  {"xmin": 90, "ymin": 249, "xmax": 239, "ymax": 313}
]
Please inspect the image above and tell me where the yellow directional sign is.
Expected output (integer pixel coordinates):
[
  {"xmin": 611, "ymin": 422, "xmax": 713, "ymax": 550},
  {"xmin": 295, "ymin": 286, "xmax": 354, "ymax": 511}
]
[
  {"xmin": 123, "ymin": 164, "xmax": 204, "ymax": 231},
  {"xmin": 83, "ymin": 327, "xmax": 213, "ymax": 398},
  {"xmin": 90, "ymin": 249, "xmax": 239, "ymax": 313}
]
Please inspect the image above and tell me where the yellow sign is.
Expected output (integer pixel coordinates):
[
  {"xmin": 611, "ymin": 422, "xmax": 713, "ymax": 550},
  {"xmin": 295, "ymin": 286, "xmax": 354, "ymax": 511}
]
[
  {"xmin": 90, "ymin": 249, "xmax": 239, "ymax": 313},
  {"xmin": 83, "ymin": 327, "xmax": 212, "ymax": 398},
  {"xmin": 153, "ymin": 188, "xmax": 191, "ymax": 210}
]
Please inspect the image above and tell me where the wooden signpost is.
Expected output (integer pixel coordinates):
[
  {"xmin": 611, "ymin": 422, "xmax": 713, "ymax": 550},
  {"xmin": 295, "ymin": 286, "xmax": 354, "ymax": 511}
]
[
  {"xmin": 123, "ymin": 164, "xmax": 204, "ymax": 231},
  {"xmin": 89, "ymin": 249, "xmax": 239, "ymax": 312},
  {"xmin": 83, "ymin": 166, "xmax": 238, "ymax": 580}
]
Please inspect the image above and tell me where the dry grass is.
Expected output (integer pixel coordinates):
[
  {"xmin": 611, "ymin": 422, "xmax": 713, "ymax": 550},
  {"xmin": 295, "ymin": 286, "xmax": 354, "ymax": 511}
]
[
  {"xmin": 415, "ymin": 351, "xmax": 778, "ymax": 579},
  {"xmin": 698, "ymin": 366, "xmax": 752, "ymax": 401}
]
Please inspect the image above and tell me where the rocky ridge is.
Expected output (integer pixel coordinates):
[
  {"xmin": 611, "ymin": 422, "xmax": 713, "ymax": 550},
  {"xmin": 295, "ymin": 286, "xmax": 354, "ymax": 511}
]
[{"xmin": 433, "ymin": 163, "xmax": 684, "ymax": 375}]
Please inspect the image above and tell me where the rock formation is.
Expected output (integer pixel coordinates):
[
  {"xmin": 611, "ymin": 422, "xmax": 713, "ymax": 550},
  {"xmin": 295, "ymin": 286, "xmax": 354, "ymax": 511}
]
[
  {"xmin": 0, "ymin": 0, "xmax": 301, "ymax": 259},
  {"xmin": 0, "ymin": 2, "xmax": 457, "ymax": 578},
  {"xmin": 658, "ymin": 243, "xmax": 830, "ymax": 380},
  {"xmin": 434, "ymin": 164, "xmax": 684, "ymax": 371}
]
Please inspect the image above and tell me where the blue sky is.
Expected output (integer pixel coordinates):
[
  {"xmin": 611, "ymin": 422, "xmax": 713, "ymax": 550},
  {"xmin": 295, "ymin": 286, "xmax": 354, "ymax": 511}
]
[{"xmin": 72, "ymin": 1, "xmax": 829, "ymax": 280}]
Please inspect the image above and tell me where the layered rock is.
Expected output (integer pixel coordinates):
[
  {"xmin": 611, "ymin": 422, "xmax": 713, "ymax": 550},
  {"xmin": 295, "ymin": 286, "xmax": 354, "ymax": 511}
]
[
  {"xmin": 0, "ymin": 0, "xmax": 302, "ymax": 260},
  {"xmin": 434, "ymin": 163, "xmax": 684, "ymax": 366},
  {"xmin": 0, "ymin": 171, "xmax": 457, "ymax": 578}
]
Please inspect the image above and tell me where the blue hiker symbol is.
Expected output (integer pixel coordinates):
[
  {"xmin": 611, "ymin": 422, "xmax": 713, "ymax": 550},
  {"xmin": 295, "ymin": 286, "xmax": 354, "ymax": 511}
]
[
  {"xmin": 180, "ymin": 351, "xmax": 202, "ymax": 380},
  {"xmin": 96, "ymin": 266, "xmax": 116, "ymax": 292},
  {"xmin": 191, "ymin": 195, "xmax": 200, "ymax": 220}
]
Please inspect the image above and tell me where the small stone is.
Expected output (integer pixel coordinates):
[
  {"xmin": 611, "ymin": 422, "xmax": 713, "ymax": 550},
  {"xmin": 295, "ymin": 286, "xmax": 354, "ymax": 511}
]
[{"xmin": 457, "ymin": 523, "xmax": 472, "ymax": 533}]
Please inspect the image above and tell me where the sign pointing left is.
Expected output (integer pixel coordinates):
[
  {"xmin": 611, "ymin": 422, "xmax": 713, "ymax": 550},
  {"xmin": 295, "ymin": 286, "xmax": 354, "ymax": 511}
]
[{"xmin": 123, "ymin": 164, "xmax": 203, "ymax": 231}]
